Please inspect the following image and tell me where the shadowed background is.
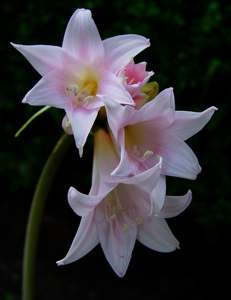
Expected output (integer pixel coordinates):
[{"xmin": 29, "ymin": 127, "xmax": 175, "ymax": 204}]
[{"xmin": 0, "ymin": 0, "xmax": 230, "ymax": 299}]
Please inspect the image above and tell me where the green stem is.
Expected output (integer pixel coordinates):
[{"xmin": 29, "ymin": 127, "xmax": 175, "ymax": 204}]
[
  {"xmin": 15, "ymin": 106, "xmax": 50, "ymax": 138},
  {"xmin": 22, "ymin": 134, "xmax": 72, "ymax": 300}
]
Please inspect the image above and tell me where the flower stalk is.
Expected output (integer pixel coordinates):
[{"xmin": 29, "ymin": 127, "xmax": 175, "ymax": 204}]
[
  {"xmin": 15, "ymin": 106, "xmax": 50, "ymax": 138},
  {"xmin": 22, "ymin": 133, "xmax": 71, "ymax": 300}
]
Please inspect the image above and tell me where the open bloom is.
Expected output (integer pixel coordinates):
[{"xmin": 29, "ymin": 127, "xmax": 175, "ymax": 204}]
[
  {"xmin": 105, "ymin": 88, "xmax": 216, "ymax": 211},
  {"xmin": 106, "ymin": 87, "xmax": 217, "ymax": 181},
  {"xmin": 57, "ymin": 129, "xmax": 192, "ymax": 277},
  {"xmin": 11, "ymin": 8, "xmax": 150, "ymax": 155}
]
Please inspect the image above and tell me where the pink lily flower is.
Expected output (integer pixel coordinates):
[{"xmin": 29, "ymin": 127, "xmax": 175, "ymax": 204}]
[
  {"xmin": 57, "ymin": 129, "xmax": 192, "ymax": 277},
  {"xmin": 122, "ymin": 61, "xmax": 153, "ymax": 107},
  {"xmin": 11, "ymin": 8, "xmax": 150, "ymax": 156},
  {"xmin": 106, "ymin": 87, "xmax": 217, "ymax": 181}
]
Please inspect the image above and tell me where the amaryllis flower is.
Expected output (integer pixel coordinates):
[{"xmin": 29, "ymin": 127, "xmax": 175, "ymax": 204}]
[
  {"xmin": 57, "ymin": 129, "xmax": 192, "ymax": 277},
  {"xmin": 104, "ymin": 88, "xmax": 216, "ymax": 212},
  {"xmin": 122, "ymin": 60, "xmax": 153, "ymax": 107},
  {"xmin": 106, "ymin": 88, "xmax": 217, "ymax": 191},
  {"xmin": 11, "ymin": 8, "xmax": 150, "ymax": 155}
]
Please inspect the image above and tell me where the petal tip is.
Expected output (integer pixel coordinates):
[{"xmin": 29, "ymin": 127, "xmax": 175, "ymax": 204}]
[
  {"xmin": 22, "ymin": 97, "xmax": 27, "ymax": 104},
  {"xmin": 68, "ymin": 186, "xmax": 76, "ymax": 200},
  {"xmin": 10, "ymin": 42, "xmax": 17, "ymax": 48},
  {"xmin": 76, "ymin": 8, "xmax": 92, "ymax": 16},
  {"xmin": 146, "ymin": 38, "xmax": 151, "ymax": 46},
  {"xmin": 187, "ymin": 189, "xmax": 192, "ymax": 198},
  {"xmin": 78, "ymin": 146, "xmax": 83, "ymax": 157},
  {"xmin": 56, "ymin": 260, "xmax": 64, "ymax": 266}
]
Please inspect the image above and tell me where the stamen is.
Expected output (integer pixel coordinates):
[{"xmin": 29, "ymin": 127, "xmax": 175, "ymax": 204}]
[
  {"xmin": 105, "ymin": 190, "xmax": 123, "ymax": 221},
  {"xmin": 127, "ymin": 77, "xmax": 136, "ymax": 84},
  {"xmin": 141, "ymin": 150, "xmax": 154, "ymax": 161},
  {"xmin": 66, "ymin": 84, "xmax": 79, "ymax": 97},
  {"xmin": 131, "ymin": 145, "xmax": 154, "ymax": 162},
  {"xmin": 66, "ymin": 79, "xmax": 98, "ymax": 106}
]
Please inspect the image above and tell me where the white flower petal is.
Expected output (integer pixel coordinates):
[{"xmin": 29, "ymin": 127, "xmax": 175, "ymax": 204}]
[
  {"xmin": 135, "ymin": 87, "xmax": 175, "ymax": 125},
  {"xmin": 56, "ymin": 213, "xmax": 98, "ymax": 265},
  {"xmin": 105, "ymin": 101, "xmax": 135, "ymax": 140},
  {"xmin": 97, "ymin": 212, "xmax": 137, "ymax": 277},
  {"xmin": 151, "ymin": 175, "xmax": 166, "ymax": 213},
  {"xmin": 158, "ymin": 134, "xmax": 201, "ymax": 180},
  {"xmin": 103, "ymin": 34, "xmax": 150, "ymax": 73},
  {"xmin": 99, "ymin": 72, "xmax": 134, "ymax": 105},
  {"xmin": 159, "ymin": 190, "xmax": 192, "ymax": 218},
  {"xmin": 170, "ymin": 106, "xmax": 218, "ymax": 141},
  {"xmin": 62, "ymin": 9, "xmax": 104, "ymax": 64},
  {"xmin": 22, "ymin": 71, "xmax": 68, "ymax": 108},
  {"xmin": 11, "ymin": 43, "xmax": 64, "ymax": 76},
  {"xmin": 66, "ymin": 107, "xmax": 98, "ymax": 156},
  {"xmin": 68, "ymin": 187, "xmax": 108, "ymax": 217},
  {"xmin": 91, "ymin": 129, "xmax": 119, "ymax": 195},
  {"xmin": 138, "ymin": 217, "xmax": 179, "ymax": 252}
]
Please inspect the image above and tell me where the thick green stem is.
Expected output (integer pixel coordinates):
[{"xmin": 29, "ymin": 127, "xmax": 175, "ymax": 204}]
[{"xmin": 22, "ymin": 134, "xmax": 72, "ymax": 300}]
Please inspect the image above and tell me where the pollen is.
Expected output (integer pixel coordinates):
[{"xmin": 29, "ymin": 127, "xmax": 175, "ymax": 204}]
[{"xmin": 141, "ymin": 150, "xmax": 154, "ymax": 161}]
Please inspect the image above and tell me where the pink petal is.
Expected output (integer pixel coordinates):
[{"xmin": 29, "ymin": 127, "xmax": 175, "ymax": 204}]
[
  {"xmin": 66, "ymin": 107, "xmax": 99, "ymax": 156},
  {"xmin": 135, "ymin": 87, "xmax": 175, "ymax": 125},
  {"xmin": 170, "ymin": 106, "xmax": 218, "ymax": 141},
  {"xmin": 103, "ymin": 34, "xmax": 150, "ymax": 73},
  {"xmin": 158, "ymin": 133, "xmax": 201, "ymax": 180},
  {"xmin": 22, "ymin": 71, "xmax": 68, "ymax": 108},
  {"xmin": 62, "ymin": 9, "xmax": 104, "ymax": 64},
  {"xmin": 110, "ymin": 133, "xmax": 138, "ymax": 176},
  {"xmin": 68, "ymin": 187, "xmax": 108, "ymax": 217},
  {"xmin": 11, "ymin": 43, "xmax": 64, "ymax": 76},
  {"xmin": 92, "ymin": 129, "xmax": 118, "ymax": 185},
  {"xmin": 138, "ymin": 217, "xmax": 179, "ymax": 252},
  {"xmin": 56, "ymin": 213, "xmax": 98, "ymax": 265},
  {"xmin": 67, "ymin": 129, "xmax": 119, "ymax": 216},
  {"xmin": 117, "ymin": 184, "xmax": 153, "ymax": 220},
  {"xmin": 99, "ymin": 72, "xmax": 134, "ymax": 105},
  {"xmin": 105, "ymin": 101, "xmax": 135, "ymax": 140},
  {"xmin": 159, "ymin": 190, "xmax": 192, "ymax": 218},
  {"xmin": 114, "ymin": 156, "xmax": 162, "ymax": 190},
  {"xmin": 151, "ymin": 175, "xmax": 166, "ymax": 213},
  {"xmin": 96, "ymin": 212, "xmax": 137, "ymax": 277},
  {"xmin": 91, "ymin": 129, "xmax": 119, "ymax": 195}
]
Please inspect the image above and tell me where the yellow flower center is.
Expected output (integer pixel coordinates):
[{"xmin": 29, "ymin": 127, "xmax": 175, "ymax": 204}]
[
  {"xmin": 66, "ymin": 70, "xmax": 98, "ymax": 106},
  {"xmin": 125, "ymin": 124, "xmax": 153, "ymax": 161}
]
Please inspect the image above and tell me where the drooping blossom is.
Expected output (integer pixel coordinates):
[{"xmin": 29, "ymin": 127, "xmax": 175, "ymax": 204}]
[
  {"xmin": 105, "ymin": 87, "xmax": 216, "ymax": 210},
  {"xmin": 11, "ymin": 8, "xmax": 150, "ymax": 155},
  {"xmin": 57, "ymin": 129, "xmax": 192, "ymax": 277}
]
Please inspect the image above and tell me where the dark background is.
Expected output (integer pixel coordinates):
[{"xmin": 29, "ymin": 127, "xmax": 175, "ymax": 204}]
[{"xmin": 1, "ymin": 0, "xmax": 230, "ymax": 299}]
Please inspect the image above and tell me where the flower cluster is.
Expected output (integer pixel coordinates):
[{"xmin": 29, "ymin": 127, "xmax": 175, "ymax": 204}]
[{"xmin": 13, "ymin": 8, "xmax": 217, "ymax": 277}]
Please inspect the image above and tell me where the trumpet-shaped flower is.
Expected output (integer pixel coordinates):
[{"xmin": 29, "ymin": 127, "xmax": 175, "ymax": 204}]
[
  {"xmin": 11, "ymin": 8, "xmax": 150, "ymax": 155},
  {"xmin": 57, "ymin": 129, "xmax": 192, "ymax": 277},
  {"xmin": 106, "ymin": 88, "xmax": 217, "ymax": 187}
]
